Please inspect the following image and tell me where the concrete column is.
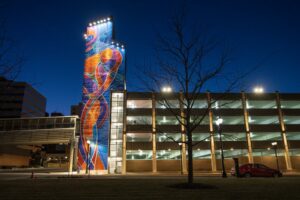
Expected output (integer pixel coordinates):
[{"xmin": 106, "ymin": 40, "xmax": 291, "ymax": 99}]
[
  {"xmin": 276, "ymin": 92, "xmax": 292, "ymax": 170},
  {"xmin": 68, "ymin": 118, "xmax": 77, "ymax": 173},
  {"xmin": 73, "ymin": 136, "xmax": 79, "ymax": 171},
  {"xmin": 68, "ymin": 139, "xmax": 74, "ymax": 173},
  {"xmin": 122, "ymin": 134, "xmax": 127, "ymax": 174},
  {"xmin": 122, "ymin": 90, "xmax": 127, "ymax": 174},
  {"xmin": 152, "ymin": 93, "xmax": 157, "ymax": 173},
  {"xmin": 206, "ymin": 92, "xmax": 217, "ymax": 172},
  {"xmin": 241, "ymin": 92, "xmax": 254, "ymax": 163},
  {"xmin": 180, "ymin": 92, "xmax": 187, "ymax": 174}
]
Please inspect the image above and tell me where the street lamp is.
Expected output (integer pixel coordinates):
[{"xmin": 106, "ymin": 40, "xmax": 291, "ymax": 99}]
[
  {"xmin": 272, "ymin": 142, "xmax": 280, "ymax": 171},
  {"xmin": 178, "ymin": 142, "xmax": 183, "ymax": 175},
  {"xmin": 86, "ymin": 140, "xmax": 91, "ymax": 175},
  {"xmin": 216, "ymin": 117, "xmax": 227, "ymax": 178}
]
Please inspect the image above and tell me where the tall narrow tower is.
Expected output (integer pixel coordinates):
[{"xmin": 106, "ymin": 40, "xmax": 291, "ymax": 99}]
[{"xmin": 78, "ymin": 17, "xmax": 125, "ymax": 172}]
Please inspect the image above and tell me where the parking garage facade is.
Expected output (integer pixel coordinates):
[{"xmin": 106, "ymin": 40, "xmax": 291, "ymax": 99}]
[{"xmin": 110, "ymin": 91, "xmax": 300, "ymax": 174}]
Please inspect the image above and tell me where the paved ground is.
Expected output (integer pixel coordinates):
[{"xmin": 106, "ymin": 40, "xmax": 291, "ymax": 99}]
[{"xmin": 0, "ymin": 174, "xmax": 299, "ymax": 200}]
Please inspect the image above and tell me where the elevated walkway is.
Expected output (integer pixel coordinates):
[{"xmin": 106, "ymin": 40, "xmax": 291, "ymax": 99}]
[{"xmin": 0, "ymin": 116, "xmax": 79, "ymax": 145}]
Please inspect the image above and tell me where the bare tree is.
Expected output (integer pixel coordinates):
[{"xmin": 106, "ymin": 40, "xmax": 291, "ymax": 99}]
[{"xmin": 138, "ymin": 8, "xmax": 251, "ymax": 185}]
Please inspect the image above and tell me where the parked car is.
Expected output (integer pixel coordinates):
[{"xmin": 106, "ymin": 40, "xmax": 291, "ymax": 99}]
[{"xmin": 231, "ymin": 163, "xmax": 282, "ymax": 177}]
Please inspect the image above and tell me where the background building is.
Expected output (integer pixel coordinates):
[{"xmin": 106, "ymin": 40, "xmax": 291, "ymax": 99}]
[
  {"xmin": 70, "ymin": 103, "xmax": 83, "ymax": 117},
  {"xmin": 0, "ymin": 77, "xmax": 46, "ymax": 118}
]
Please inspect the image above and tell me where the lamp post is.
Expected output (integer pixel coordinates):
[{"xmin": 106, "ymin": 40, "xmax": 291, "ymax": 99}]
[
  {"xmin": 178, "ymin": 142, "xmax": 183, "ymax": 175},
  {"xmin": 272, "ymin": 142, "xmax": 280, "ymax": 171},
  {"xmin": 86, "ymin": 140, "xmax": 91, "ymax": 175},
  {"xmin": 216, "ymin": 118, "xmax": 227, "ymax": 178}
]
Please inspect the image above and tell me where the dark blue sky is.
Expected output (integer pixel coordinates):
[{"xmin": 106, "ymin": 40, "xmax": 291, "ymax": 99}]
[{"xmin": 2, "ymin": 0, "xmax": 300, "ymax": 115}]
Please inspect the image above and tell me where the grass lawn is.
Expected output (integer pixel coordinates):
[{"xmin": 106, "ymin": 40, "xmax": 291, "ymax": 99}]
[{"xmin": 0, "ymin": 176, "xmax": 299, "ymax": 200}]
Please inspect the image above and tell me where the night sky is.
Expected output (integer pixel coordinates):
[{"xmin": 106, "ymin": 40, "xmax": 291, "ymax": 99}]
[{"xmin": 1, "ymin": 0, "xmax": 300, "ymax": 115}]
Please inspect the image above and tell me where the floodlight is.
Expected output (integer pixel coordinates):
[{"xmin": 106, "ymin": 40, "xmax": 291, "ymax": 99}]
[{"xmin": 253, "ymin": 86, "xmax": 264, "ymax": 93}]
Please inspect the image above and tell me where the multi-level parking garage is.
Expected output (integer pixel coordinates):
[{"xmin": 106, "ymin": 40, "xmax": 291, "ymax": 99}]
[{"xmin": 112, "ymin": 91, "xmax": 300, "ymax": 174}]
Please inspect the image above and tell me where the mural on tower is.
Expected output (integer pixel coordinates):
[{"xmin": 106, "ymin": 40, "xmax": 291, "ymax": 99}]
[{"xmin": 78, "ymin": 18, "xmax": 125, "ymax": 171}]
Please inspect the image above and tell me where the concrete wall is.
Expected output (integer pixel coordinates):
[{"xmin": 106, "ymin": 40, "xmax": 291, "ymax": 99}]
[
  {"xmin": 253, "ymin": 156, "xmax": 287, "ymax": 170},
  {"xmin": 127, "ymin": 160, "xmax": 152, "ymax": 172},
  {"xmin": 290, "ymin": 156, "xmax": 300, "ymax": 170},
  {"xmin": 193, "ymin": 159, "xmax": 212, "ymax": 171},
  {"xmin": 216, "ymin": 159, "xmax": 234, "ymax": 170},
  {"xmin": 157, "ymin": 160, "xmax": 180, "ymax": 171}
]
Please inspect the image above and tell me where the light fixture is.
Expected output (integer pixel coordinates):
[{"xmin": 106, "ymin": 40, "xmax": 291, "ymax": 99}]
[
  {"xmin": 93, "ymin": 22, "xmax": 96, "ymax": 25},
  {"xmin": 89, "ymin": 23, "xmax": 93, "ymax": 27},
  {"xmin": 100, "ymin": 20, "xmax": 103, "ymax": 23},
  {"xmin": 197, "ymin": 148, "xmax": 200, "ymax": 151},
  {"xmin": 103, "ymin": 19, "xmax": 107, "ymax": 22},
  {"xmin": 272, "ymin": 142, "xmax": 277, "ymax": 146},
  {"xmin": 139, "ymin": 149, "xmax": 143, "ymax": 156},
  {"xmin": 97, "ymin": 21, "xmax": 100, "ymax": 24},
  {"xmin": 253, "ymin": 86, "xmax": 264, "ymax": 93},
  {"xmin": 87, "ymin": 140, "xmax": 91, "ymax": 144},
  {"xmin": 230, "ymin": 147, "xmax": 234, "ymax": 151},
  {"xmin": 267, "ymin": 147, "xmax": 271, "ymax": 150},
  {"xmin": 215, "ymin": 118, "xmax": 223, "ymax": 126},
  {"xmin": 107, "ymin": 17, "xmax": 110, "ymax": 21},
  {"xmin": 162, "ymin": 86, "xmax": 172, "ymax": 93},
  {"xmin": 121, "ymin": 45, "xmax": 124, "ymax": 48}
]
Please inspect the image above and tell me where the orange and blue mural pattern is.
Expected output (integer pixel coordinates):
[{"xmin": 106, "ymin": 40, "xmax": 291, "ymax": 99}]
[{"xmin": 78, "ymin": 21, "xmax": 125, "ymax": 171}]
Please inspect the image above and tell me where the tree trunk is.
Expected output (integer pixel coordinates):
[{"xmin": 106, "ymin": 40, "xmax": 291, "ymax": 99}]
[{"xmin": 187, "ymin": 130, "xmax": 193, "ymax": 185}]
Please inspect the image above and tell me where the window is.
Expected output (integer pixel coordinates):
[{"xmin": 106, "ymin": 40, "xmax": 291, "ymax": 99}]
[
  {"xmin": 247, "ymin": 100, "xmax": 277, "ymax": 109},
  {"xmin": 127, "ymin": 133, "xmax": 152, "ymax": 142},
  {"xmin": 250, "ymin": 132, "xmax": 281, "ymax": 141},
  {"xmin": 127, "ymin": 116, "xmax": 152, "ymax": 125},
  {"xmin": 216, "ymin": 149, "xmax": 248, "ymax": 158},
  {"xmin": 190, "ymin": 116, "xmax": 210, "ymax": 124},
  {"xmin": 192, "ymin": 133, "xmax": 210, "ymax": 141},
  {"xmin": 216, "ymin": 116, "xmax": 244, "ymax": 125},
  {"xmin": 156, "ymin": 100, "xmax": 179, "ymax": 109},
  {"xmin": 156, "ymin": 133, "xmax": 181, "ymax": 142},
  {"xmin": 286, "ymin": 132, "xmax": 300, "ymax": 141},
  {"xmin": 214, "ymin": 132, "xmax": 246, "ymax": 141},
  {"xmin": 212, "ymin": 100, "xmax": 242, "ymax": 109},
  {"xmin": 193, "ymin": 150, "xmax": 211, "ymax": 159},
  {"xmin": 248, "ymin": 116, "xmax": 279, "ymax": 124},
  {"xmin": 127, "ymin": 100, "xmax": 152, "ymax": 109},
  {"xmin": 126, "ymin": 150, "xmax": 152, "ymax": 160},
  {"xmin": 280, "ymin": 100, "xmax": 300, "ymax": 109},
  {"xmin": 283, "ymin": 116, "xmax": 300, "ymax": 124},
  {"xmin": 156, "ymin": 116, "xmax": 179, "ymax": 125},
  {"xmin": 156, "ymin": 150, "xmax": 180, "ymax": 160}
]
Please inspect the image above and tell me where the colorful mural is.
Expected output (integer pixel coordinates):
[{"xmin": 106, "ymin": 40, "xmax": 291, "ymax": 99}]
[{"xmin": 78, "ymin": 19, "xmax": 125, "ymax": 171}]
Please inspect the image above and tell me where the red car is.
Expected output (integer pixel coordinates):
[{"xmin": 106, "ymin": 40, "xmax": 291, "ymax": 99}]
[{"xmin": 231, "ymin": 163, "xmax": 282, "ymax": 177}]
